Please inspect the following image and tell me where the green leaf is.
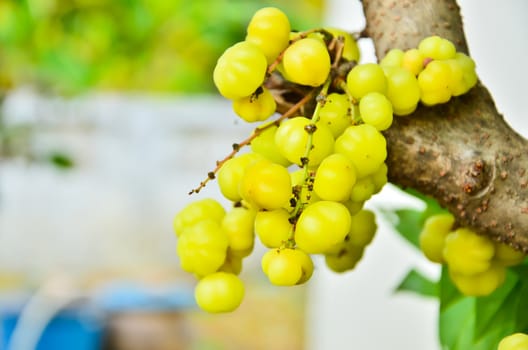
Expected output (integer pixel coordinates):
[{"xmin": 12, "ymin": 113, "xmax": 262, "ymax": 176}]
[
  {"xmin": 439, "ymin": 267, "xmax": 528, "ymax": 350},
  {"xmin": 452, "ymin": 313, "xmax": 505, "ymax": 350},
  {"xmin": 380, "ymin": 208, "xmax": 423, "ymax": 249},
  {"xmin": 439, "ymin": 292, "xmax": 474, "ymax": 349},
  {"xmin": 439, "ymin": 266, "xmax": 473, "ymax": 350},
  {"xmin": 514, "ymin": 279, "xmax": 528, "ymax": 332},
  {"xmin": 439, "ymin": 284, "xmax": 499, "ymax": 350},
  {"xmin": 395, "ymin": 268, "xmax": 438, "ymax": 297},
  {"xmin": 381, "ymin": 187, "xmax": 450, "ymax": 250},
  {"xmin": 49, "ymin": 152, "xmax": 74, "ymax": 169},
  {"xmin": 474, "ymin": 271, "xmax": 519, "ymax": 342},
  {"xmin": 439, "ymin": 266, "xmax": 463, "ymax": 311},
  {"xmin": 511, "ymin": 262, "xmax": 528, "ymax": 279}
]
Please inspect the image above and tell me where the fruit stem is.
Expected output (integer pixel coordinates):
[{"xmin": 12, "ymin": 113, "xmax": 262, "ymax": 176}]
[
  {"xmin": 188, "ymin": 90, "xmax": 316, "ymax": 195},
  {"xmin": 331, "ymin": 35, "xmax": 346, "ymax": 69},
  {"xmin": 288, "ymin": 78, "xmax": 331, "ymax": 224},
  {"xmin": 338, "ymin": 80, "xmax": 361, "ymax": 124}
]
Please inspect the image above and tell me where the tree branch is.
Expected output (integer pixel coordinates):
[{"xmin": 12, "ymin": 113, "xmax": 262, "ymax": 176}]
[{"xmin": 362, "ymin": 0, "xmax": 528, "ymax": 252}]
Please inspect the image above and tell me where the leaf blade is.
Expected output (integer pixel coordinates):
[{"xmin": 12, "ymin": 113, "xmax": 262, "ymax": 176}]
[
  {"xmin": 395, "ymin": 268, "xmax": 438, "ymax": 298},
  {"xmin": 380, "ymin": 208, "xmax": 423, "ymax": 249}
]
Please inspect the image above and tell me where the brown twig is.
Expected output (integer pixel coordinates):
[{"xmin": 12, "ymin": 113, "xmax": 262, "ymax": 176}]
[{"xmin": 188, "ymin": 90, "xmax": 317, "ymax": 195}]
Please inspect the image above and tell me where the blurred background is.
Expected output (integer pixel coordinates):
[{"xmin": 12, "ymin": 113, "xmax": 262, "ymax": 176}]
[{"xmin": 0, "ymin": 0, "xmax": 526, "ymax": 349}]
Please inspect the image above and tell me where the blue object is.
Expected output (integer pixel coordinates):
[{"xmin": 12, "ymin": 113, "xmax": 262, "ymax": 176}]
[
  {"xmin": 0, "ymin": 282, "xmax": 195, "ymax": 350},
  {"xmin": 0, "ymin": 304, "xmax": 104, "ymax": 350},
  {"xmin": 93, "ymin": 282, "xmax": 196, "ymax": 312}
]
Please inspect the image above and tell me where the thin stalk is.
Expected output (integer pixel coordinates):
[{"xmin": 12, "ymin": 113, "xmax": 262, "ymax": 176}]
[
  {"xmin": 284, "ymin": 78, "xmax": 332, "ymax": 247},
  {"xmin": 189, "ymin": 90, "xmax": 316, "ymax": 195}
]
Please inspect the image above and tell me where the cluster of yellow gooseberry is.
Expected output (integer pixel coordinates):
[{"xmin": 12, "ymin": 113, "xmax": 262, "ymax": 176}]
[{"xmin": 420, "ymin": 213, "xmax": 527, "ymax": 296}]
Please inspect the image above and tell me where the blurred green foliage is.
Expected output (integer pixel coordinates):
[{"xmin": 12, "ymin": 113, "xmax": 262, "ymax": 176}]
[
  {"xmin": 0, "ymin": 0, "xmax": 322, "ymax": 95},
  {"xmin": 385, "ymin": 188, "xmax": 528, "ymax": 350}
]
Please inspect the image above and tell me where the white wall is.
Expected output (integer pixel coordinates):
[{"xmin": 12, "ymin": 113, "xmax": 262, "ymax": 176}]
[{"xmin": 0, "ymin": 94, "xmax": 252, "ymax": 277}]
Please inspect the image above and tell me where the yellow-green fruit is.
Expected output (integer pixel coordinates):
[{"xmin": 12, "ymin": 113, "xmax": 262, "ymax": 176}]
[
  {"xmin": 418, "ymin": 60, "xmax": 452, "ymax": 105},
  {"xmin": 349, "ymin": 177, "xmax": 375, "ymax": 202},
  {"xmin": 444, "ymin": 58, "xmax": 465, "ymax": 96},
  {"xmin": 384, "ymin": 66, "xmax": 420, "ymax": 116},
  {"xmin": 318, "ymin": 93, "xmax": 352, "ymax": 137},
  {"xmin": 313, "ymin": 153, "xmax": 357, "ymax": 202},
  {"xmin": 380, "ymin": 49, "xmax": 404, "ymax": 68},
  {"xmin": 454, "ymin": 52, "xmax": 478, "ymax": 94},
  {"xmin": 246, "ymin": 7, "xmax": 291, "ymax": 64},
  {"xmin": 218, "ymin": 251, "xmax": 243, "ymax": 275},
  {"xmin": 261, "ymin": 248, "xmax": 302, "ymax": 286},
  {"xmin": 371, "ymin": 163, "xmax": 388, "ymax": 193},
  {"xmin": 194, "ymin": 272, "xmax": 244, "ymax": 313},
  {"xmin": 239, "ymin": 159, "xmax": 292, "ymax": 210},
  {"xmin": 275, "ymin": 117, "xmax": 334, "ymax": 167},
  {"xmin": 250, "ymin": 125, "xmax": 291, "ymax": 167},
  {"xmin": 262, "ymin": 248, "xmax": 313, "ymax": 285},
  {"xmin": 177, "ymin": 220, "xmax": 229, "ymax": 277},
  {"xmin": 346, "ymin": 63, "xmax": 387, "ymax": 100},
  {"xmin": 401, "ymin": 48, "xmax": 425, "ymax": 76},
  {"xmin": 358, "ymin": 91, "xmax": 393, "ymax": 131},
  {"xmin": 232, "ymin": 87, "xmax": 277, "ymax": 122},
  {"xmin": 221, "ymin": 207, "xmax": 256, "ymax": 253},
  {"xmin": 493, "ymin": 242, "xmax": 527, "ymax": 267},
  {"xmin": 348, "ymin": 209, "xmax": 377, "ymax": 247},
  {"xmin": 217, "ymin": 152, "xmax": 263, "ymax": 202},
  {"xmin": 295, "ymin": 201, "xmax": 352, "ymax": 254},
  {"xmin": 229, "ymin": 245, "xmax": 253, "ymax": 259},
  {"xmin": 419, "ymin": 213, "xmax": 455, "ymax": 263},
  {"xmin": 418, "ymin": 35, "xmax": 456, "ymax": 60},
  {"xmin": 293, "ymin": 249, "xmax": 314, "ymax": 284},
  {"xmin": 498, "ymin": 333, "xmax": 528, "ymax": 350},
  {"xmin": 343, "ymin": 200, "xmax": 364, "ymax": 216},
  {"xmin": 213, "ymin": 41, "xmax": 267, "ymax": 99},
  {"xmin": 334, "ymin": 124, "xmax": 387, "ymax": 179},
  {"xmin": 443, "ymin": 228, "xmax": 495, "ymax": 275},
  {"xmin": 254, "ymin": 208, "xmax": 292, "ymax": 248},
  {"xmin": 173, "ymin": 198, "xmax": 226, "ymax": 236},
  {"xmin": 325, "ymin": 244, "xmax": 364, "ymax": 273},
  {"xmin": 448, "ymin": 265, "xmax": 506, "ymax": 297},
  {"xmin": 282, "ymin": 38, "xmax": 331, "ymax": 87}
]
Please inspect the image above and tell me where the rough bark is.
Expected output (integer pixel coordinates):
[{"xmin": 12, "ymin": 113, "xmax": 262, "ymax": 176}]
[{"xmin": 362, "ymin": 0, "xmax": 528, "ymax": 252}]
